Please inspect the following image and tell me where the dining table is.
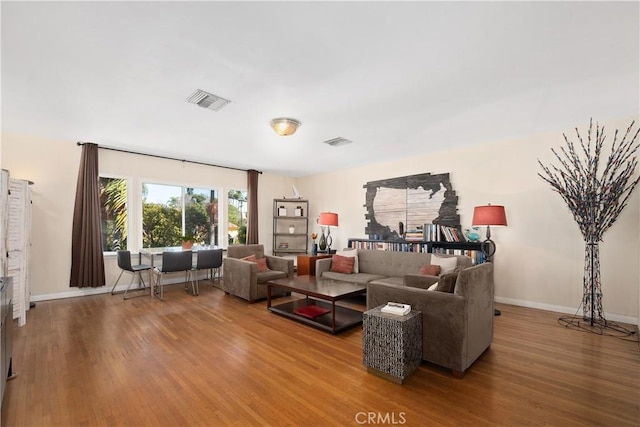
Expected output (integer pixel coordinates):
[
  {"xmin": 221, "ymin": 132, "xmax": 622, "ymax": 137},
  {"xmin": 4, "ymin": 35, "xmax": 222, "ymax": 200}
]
[{"xmin": 139, "ymin": 246, "xmax": 222, "ymax": 297}]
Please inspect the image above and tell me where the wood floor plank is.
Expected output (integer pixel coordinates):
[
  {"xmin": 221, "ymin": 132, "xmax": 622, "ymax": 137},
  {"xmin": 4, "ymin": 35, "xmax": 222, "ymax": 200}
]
[{"xmin": 1, "ymin": 281, "xmax": 638, "ymax": 426}]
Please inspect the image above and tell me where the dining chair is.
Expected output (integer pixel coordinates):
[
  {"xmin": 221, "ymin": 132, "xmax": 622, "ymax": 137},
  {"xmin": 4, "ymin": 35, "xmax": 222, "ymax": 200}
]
[
  {"xmin": 110, "ymin": 250, "xmax": 151, "ymax": 300},
  {"xmin": 192, "ymin": 249, "xmax": 223, "ymax": 293},
  {"xmin": 153, "ymin": 250, "xmax": 195, "ymax": 301}
]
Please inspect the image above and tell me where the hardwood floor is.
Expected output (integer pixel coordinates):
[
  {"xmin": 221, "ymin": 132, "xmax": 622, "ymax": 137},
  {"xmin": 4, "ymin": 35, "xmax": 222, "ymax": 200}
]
[{"xmin": 2, "ymin": 281, "xmax": 638, "ymax": 426}]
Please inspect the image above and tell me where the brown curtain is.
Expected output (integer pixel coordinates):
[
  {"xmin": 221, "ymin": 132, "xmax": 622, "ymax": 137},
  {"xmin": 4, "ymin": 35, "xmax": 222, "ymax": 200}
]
[
  {"xmin": 246, "ymin": 169, "xmax": 259, "ymax": 244},
  {"xmin": 70, "ymin": 143, "xmax": 106, "ymax": 287}
]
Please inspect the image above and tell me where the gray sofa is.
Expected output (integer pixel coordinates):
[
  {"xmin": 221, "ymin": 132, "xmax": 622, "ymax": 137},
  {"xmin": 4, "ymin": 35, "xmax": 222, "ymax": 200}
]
[
  {"xmin": 316, "ymin": 249, "xmax": 494, "ymax": 376},
  {"xmin": 223, "ymin": 244, "xmax": 294, "ymax": 303},
  {"xmin": 315, "ymin": 249, "xmax": 472, "ymax": 286}
]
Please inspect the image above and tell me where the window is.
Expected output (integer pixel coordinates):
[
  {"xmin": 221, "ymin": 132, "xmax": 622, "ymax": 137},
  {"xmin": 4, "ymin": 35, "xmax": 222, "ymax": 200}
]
[
  {"xmin": 142, "ymin": 183, "xmax": 218, "ymax": 248},
  {"xmin": 100, "ymin": 177, "xmax": 128, "ymax": 252},
  {"xmin": 227, "ymin": 189, "xmax": 247, "ymax": 244}
]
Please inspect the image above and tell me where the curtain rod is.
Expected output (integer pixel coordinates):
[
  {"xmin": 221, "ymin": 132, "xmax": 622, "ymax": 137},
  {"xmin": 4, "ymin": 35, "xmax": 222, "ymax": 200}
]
[{"xmin": 76, "ymin": 142, "xmax": 262, "ymax": 174}]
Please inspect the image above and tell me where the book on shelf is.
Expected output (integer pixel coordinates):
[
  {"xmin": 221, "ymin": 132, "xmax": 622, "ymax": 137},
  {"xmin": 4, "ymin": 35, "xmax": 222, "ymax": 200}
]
[
  {"xmin": 438, "ymin": 225, "xmax": 466, "ymax": 242},
  {"xmin": 404, "ymin": 230, "xmax": 424, "ymax": 242},
  {"xmin": 422, "ymin": 223, "xmax": 441, "ymax": 242}
]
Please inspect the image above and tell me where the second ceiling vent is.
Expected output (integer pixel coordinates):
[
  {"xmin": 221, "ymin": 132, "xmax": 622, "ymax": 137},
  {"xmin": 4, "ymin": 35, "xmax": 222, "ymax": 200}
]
[
  {"xmin": 323, "ymin": 137, "xmax": 353, "ymax": 147},
  {"xmin": 186, "ymin": 89, "xmax": 231, "ymax": 112}
]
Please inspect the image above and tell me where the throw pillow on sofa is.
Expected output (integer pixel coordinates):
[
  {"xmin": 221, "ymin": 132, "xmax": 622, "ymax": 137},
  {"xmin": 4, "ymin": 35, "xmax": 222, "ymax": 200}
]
[
  {"xmin": 241, "ymin": 254, "xmax": 270, "ymax": 272},
  {"xmin": 431, "ymin": 255, "xmax": 458, "ymax": 274},
  {"xmin": 335, "ymin": 249, "xmax": 359, "ymax": 273},
  {"xmin": 435, "ymin": 270, "xmax": 459, "ymax": 293},
  {"xmin": 330, "ymin": 254, "xmax": 355, "ymax": 274},
  {"xmin": 419, "ymin": 264, "xmax": 441, "ymax": 276}
]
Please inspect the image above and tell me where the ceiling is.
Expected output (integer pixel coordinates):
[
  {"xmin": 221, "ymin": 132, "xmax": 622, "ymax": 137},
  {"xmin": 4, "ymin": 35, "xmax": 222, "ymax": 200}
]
[{"xmin": 2, "ymin": 1, "xmax": 639, "ymax": 177}]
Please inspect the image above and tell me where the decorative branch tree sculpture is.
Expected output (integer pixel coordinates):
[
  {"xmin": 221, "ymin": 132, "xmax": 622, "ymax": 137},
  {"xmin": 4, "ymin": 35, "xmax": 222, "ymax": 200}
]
[{"xmin": 538, "ymin": 119, "xmax": 639, "ymax": 331}]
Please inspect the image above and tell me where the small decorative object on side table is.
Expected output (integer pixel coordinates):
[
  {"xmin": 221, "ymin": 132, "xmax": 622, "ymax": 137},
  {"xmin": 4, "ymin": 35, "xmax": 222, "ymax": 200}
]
[{"xmin": 362, "ymin": 304, "xmax": 422, "ymax": 384}]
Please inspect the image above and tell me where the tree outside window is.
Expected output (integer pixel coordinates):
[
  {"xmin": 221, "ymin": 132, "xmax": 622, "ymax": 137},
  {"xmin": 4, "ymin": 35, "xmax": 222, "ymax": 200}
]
[
  {"xmin": 228, "ymin": 190, "xmax": 247, "ymax": 244},
  {"xmin": 142, "ymin": 183, "xmax": 218, "ymax": 248},
  {"xmin": 100, "ymin": 177, "xmax": 128, "ymax": 252}
]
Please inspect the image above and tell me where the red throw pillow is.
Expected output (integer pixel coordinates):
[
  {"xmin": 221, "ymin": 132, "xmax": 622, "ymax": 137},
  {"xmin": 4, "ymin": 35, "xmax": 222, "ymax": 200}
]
[
  {"xmin": 255, "ymin": 257, "xmax": 270, "ymax": 272},
  {"xmin": 419, "ymin": 264, "xmax": 441, "ymax": 276},
  {"xmin": 241, "ymin": 254, "xmax": 270, "ymax": 272},
  {"xmin": 330, "ymin": 254, "xmax": 355, "ymax": 274}
]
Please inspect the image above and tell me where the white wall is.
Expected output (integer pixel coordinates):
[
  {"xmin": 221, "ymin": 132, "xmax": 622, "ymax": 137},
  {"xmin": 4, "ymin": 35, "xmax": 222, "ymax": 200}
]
[
  {"xmin": 297, "ymin": 116, "xmax": 640, "ymax": 323},
  {"xmin": 1, "ymin": 133, "xmax": 295, "ymax": 300},
  {"xmin": 2, "ymin": 117, "xmax": 638, "ymax": 323}
]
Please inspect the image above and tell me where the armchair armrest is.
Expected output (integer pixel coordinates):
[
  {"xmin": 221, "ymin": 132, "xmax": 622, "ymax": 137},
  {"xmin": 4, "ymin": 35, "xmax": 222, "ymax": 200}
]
[
  {"xmin": 367, "ymin": 281, "xmax": 467, "ymax": 371},
  {"xmin": 315, "ymin": 258, "xmax": 332, "ymax": 277},
  {"xmin": 223, "ymin": 257, "xmax": 257, "ymax": 300},
  {"xmin": 265, "ymin": 255, "xmax": 294, "ymax": 277},
  {"xmin": 404, "ymin": 274, "xmax": 439, "ymax": 290}
]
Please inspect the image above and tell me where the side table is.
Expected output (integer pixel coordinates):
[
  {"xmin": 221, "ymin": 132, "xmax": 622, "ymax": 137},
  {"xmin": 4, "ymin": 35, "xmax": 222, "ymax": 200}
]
[
  {"xmin": 296, "ymin": 254, "xmax": 332, "ymax": 276},
  {"xmin": 362, "ymin": 305, "xmax": 422, "ymax": 384}
]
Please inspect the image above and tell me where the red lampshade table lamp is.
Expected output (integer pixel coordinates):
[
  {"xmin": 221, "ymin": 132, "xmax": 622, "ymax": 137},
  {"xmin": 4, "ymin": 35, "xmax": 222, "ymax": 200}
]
[
  {"xmin": 472, "ymin": 204, "xmax": 507, "ymax": 316},
  {"xmin": 318, "ymin": 212, "xmax": 339, "ymax": 254},
  {"xmin": 471, "ymin": 204, "xmax": 507, "ymax": 260}
]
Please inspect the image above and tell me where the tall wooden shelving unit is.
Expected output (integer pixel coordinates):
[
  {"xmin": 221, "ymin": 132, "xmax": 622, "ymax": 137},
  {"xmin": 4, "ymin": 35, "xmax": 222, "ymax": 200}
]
[{"xmin": 273, "ymin": 199, "xmax": 309, "ymax": 256}]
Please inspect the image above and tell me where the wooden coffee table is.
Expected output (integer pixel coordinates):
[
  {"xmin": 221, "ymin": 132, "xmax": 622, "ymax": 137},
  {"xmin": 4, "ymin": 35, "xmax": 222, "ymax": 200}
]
[{"xmin": 266, "ymin": 276, "xmax": 367, "ymax": 334}]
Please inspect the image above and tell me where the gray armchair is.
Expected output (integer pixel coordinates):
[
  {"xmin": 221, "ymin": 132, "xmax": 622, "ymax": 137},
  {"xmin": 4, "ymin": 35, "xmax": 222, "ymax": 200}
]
[
  {"xmin": 223, "ymin": 244, "xmax": 294, "ymax": 303},
  {"xmin": 367, "ymin": 262, "xmax": 494, "ymax": 377}
]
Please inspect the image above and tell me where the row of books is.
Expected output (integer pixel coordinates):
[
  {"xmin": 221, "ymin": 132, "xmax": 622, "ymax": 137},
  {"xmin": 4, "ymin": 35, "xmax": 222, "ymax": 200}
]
[
  {"xmin": 404, "ymin": 224, "xmax": 467, "ymax": 243},
  {"xmin": 431, "ymin": 248, "xmax": 486, "ymax": 264},
  {"xmin": 349, "ymin": 241, "xmax": 431, "ymax": 253}
]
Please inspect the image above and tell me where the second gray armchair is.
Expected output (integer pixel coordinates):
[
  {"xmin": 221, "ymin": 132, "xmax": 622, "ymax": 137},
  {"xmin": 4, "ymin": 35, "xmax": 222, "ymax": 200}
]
[{"xmin": 223, "ymin": 244, "xmax": 293, "ymax": 303}]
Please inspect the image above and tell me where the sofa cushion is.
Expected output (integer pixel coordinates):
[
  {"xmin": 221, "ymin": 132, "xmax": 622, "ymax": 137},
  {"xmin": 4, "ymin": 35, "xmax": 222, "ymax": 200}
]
[
  {"xmin": 419, "ymin": 264, "xmax": 441, "ymax": 276},
  {"xmin": 256, "ymin": 269, "xmax": 288, "ymax": 283},
  {"xmin": 431, "ymin": 255, "xmax": 458, "ymax": 274},
  {"xmin": 330, "ymin": 254, "xmax": 355, "ymax": 274},
  {"xmin": 357, "ymin": 250, "xmax": 432, "ymax": 277},
  {"xmin": 369, "ymin": 276, "xmax": 404, "ymax": 286},
  {"xmin": 404, "ymin": 273, "xmax": 439, "ymax": 290},
  {"xmin": 335, "ymin": 249, "xmax": 359, "ymax": 273},
  {"xmin": 435, "ymin": 270, "xmax": 459, "ymax": 293},
  {"xmin": 322, "ymin": 271, "xmax": 386, "ymax": 284}
]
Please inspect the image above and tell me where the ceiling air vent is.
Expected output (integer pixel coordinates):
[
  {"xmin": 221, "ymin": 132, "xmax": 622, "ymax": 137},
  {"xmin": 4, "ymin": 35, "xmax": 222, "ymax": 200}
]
[
  {"xmin": 185, "ymin": 89, "xmax": 231, "ymax": 112},
  {"xmin": 323, "ymin": 137, "xmax": 353, "ymax": 147}
]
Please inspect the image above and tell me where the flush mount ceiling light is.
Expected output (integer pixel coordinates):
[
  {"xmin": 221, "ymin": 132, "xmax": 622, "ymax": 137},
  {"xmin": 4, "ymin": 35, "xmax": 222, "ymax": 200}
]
[{"xmin": 270, "ymin": 117, "xmax": 301, "ymax": 136}]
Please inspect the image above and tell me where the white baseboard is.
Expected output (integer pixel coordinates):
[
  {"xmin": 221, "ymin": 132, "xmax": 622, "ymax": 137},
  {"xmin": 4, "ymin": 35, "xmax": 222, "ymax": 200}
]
[
  {"xmin": 29, "ymin": 287, "xmax": 639, "ymax": 326},
  {"xmin": 495, "ymin": 296, "xmax": 639, "ymax": 326},
  {"xmin": 31, "ymin": 273, "xmax": 222, "ymax": 302}
]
